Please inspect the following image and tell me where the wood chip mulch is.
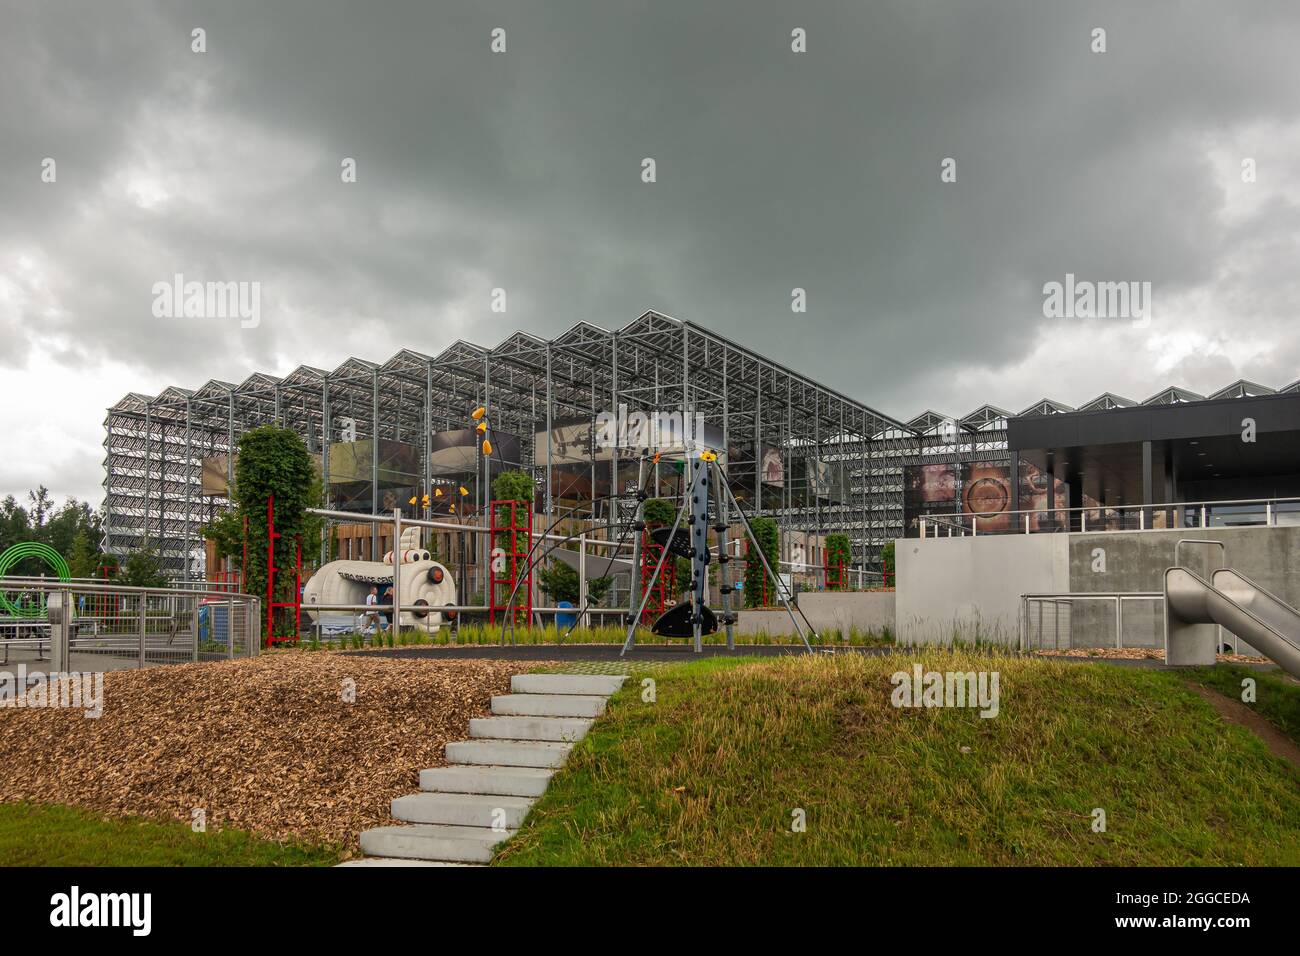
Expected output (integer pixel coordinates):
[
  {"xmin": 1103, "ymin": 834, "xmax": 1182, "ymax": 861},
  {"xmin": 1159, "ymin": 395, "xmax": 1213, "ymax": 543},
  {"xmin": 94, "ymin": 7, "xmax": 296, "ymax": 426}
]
[
  {"xmin": 1034, "ymin": 647, "xmax": 1269, "ymax": 663},
  {"xmin": 0, "ymin": 653, "xmax": 549, "ymax": 851}
]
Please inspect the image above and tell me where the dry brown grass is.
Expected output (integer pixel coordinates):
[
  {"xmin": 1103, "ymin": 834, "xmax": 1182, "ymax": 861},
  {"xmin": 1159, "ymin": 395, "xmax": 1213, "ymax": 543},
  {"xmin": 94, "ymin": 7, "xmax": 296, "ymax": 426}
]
[{"xmin": 0, "ymin": 652, "xmax": 547, "ymax": 851}]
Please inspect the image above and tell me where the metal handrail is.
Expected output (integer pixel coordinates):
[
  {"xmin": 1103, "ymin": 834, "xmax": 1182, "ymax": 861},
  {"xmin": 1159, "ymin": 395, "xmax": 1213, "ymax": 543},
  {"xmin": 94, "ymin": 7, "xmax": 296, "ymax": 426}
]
[
  {"xmin": 921, "ymin": 494, "xmax": 1300, "ymax": 537},
  {"xmin": 307, "ymin": 507, "xmax": 634, "ymax": 550},
  {"xmin": 0, "ymin": 578, "xmax": 256, "ymax": 601},
  {"xmin": 1019, "ymin": 590, "xmax": 1162, "ymax": 651}
]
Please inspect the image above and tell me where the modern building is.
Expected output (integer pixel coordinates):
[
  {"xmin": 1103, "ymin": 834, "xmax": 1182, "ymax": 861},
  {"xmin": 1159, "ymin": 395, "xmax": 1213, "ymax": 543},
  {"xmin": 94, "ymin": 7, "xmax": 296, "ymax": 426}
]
[{"xmin": 101, "ymin": 308, "xmax": 1300, "ymax": 580}]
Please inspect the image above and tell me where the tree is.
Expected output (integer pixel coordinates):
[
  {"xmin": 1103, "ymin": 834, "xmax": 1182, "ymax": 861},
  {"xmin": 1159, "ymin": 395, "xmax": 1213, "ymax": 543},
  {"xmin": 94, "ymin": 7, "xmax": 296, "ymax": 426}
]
[
  {"xmin": 0, "ymin": 490, "xmax": 99, "ymax": 577},
  {"xmin": 203, "ymin": 508, "xmax": 244, "ymax": 564},
  {"xmin": 642, "ymin": 497, "xmax": 677, "ymax": 528},
  {"xmin": 825, "ymin": 533, "xmax": 852, "ymax": 590},
  {"xmin": 538, "ymin": 559, "xmax": 580, "ymax": 605},
  {"xmin": 26, "ymin": 485, "xmax": 53, "ymax": 531},
  {"xmin": 537, "ymin": 559, "xmax": 612, "ymax": 609},
  {"xmin": 231, "ymin": 426, "xmax": 318, "ymax": 618},
  {"xmin": 743, "ymin": 517, "xmax": 780, "ymax": 608},
  {"xmin": 491, "ymin": 470, "xmax": 534, "ymax": 558},
  {"xmin": 119, "ymin": 542, "xmax": 168, "ymax": 588},
  {"xmin": 44, "ymin": 499, "xmax": 99, "ymax": 559},
  {"xmin": 880, "ymin": 540, "xmax": 896, "ymax": 588},
  {"xmin": 0, "ymin": 496, "xmax": 29, "ymax": 554},
  {"xmin": 68, "ymin": 527, "xmax": 102, "ymax": 579}
]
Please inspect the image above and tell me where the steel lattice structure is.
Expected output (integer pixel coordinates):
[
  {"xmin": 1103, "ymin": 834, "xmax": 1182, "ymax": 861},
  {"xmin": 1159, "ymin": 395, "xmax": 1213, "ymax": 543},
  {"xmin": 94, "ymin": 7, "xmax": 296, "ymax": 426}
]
[
  {"xmin": 103, "ymin": 308, "xmax": 1300, "ymax": 579},
  {"xmin": 103, "ymin": 311, "xmax": 915, "ymax": 578}
]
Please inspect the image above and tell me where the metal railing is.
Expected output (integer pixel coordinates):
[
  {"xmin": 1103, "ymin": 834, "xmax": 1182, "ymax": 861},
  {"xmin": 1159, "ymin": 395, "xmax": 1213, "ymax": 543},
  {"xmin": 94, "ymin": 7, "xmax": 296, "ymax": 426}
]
[
  {"xmin": 921, "ymin": 496, "xmax": 1300, "ymax": 538},
  {"xmin": 1020, "ymin": 592, "xmax": 1163, "ymax": 651},
  {"xmin": 0, "ymin": 578, "xmax": 259, "ymax": 672}
]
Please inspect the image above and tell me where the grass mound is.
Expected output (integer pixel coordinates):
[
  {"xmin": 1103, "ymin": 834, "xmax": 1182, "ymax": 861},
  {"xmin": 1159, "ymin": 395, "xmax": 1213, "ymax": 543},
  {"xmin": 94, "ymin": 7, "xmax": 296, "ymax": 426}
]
[
  {"xmin": 1183, "ymin": 664, "xmax": 1300, "ymax": 745},
  {"xmin": 497, "ymin": 652, "xmax": 1300, "ymax": 866}
]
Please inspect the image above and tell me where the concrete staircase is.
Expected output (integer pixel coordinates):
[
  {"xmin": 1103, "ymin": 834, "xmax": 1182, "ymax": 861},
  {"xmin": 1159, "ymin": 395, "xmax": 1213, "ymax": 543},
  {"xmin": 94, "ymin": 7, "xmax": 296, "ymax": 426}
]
[{"xmin": 341, "ymin": 673, "xmax": 625, "ymax": 866}]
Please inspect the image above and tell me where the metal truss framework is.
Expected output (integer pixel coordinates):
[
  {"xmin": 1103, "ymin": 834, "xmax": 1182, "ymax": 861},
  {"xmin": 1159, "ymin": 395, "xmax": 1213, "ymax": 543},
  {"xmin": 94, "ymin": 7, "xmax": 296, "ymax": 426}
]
[
  {"xmin": 104, "ymin": 310, "xmax": 1300, "ymax": 579},
  {"xmin": 103, "ymin": 311, "xmax": 916, "ymax": 577}
]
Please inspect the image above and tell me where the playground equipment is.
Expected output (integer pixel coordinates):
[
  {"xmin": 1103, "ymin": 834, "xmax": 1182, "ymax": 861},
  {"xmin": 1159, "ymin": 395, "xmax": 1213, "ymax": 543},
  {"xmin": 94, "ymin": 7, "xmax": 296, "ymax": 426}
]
[
  {"xmin": 0, "ymin": 542, "xmax": 71, "ymax": 617},
  {"xmin": 621, "ymin": 452, "xmax": 818, "ymax": 655},
  {"xmin": 1164, "ymin": 539, "xmax": 1300, "ymax": 677},
  {"xmin": 301, "ymin": 525, "xmax": 458, "ymax": 634}
]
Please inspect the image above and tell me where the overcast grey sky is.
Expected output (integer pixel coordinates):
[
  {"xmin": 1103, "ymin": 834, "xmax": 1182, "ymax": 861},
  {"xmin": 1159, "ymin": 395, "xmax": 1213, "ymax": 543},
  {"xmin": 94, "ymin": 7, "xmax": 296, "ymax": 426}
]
[{"xmin": 3, "ymin": 0, "xmax": 1299, "ymax": 506}]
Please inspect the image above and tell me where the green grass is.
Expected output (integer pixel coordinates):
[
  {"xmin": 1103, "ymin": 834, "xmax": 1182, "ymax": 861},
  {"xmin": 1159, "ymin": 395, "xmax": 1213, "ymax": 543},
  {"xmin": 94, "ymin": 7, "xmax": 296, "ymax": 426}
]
[
  {"xmin": 328, "ymin": 622, "xmax": 893, "ymax": 648},
  {"xmin": 496, "ymin": 652, "xmax": 1300, "ymax": 866},
  {"xmin": 0, "ymin": 803, "xmax": 343, "ymax": 866},
  {"xmin": 1182, "ymin": 664, "xmax": 1300, "ymax": 746}
]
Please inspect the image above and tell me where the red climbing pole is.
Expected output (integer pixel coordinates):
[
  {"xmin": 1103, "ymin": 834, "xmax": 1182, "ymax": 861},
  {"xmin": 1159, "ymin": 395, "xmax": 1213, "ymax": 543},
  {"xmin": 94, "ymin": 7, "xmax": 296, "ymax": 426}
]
[
  {"xmin": 639, "ymin": 529, "xmax": 678, "ymax": 622},
  {"xmin": 264, "ymin": 495, "xmax": 302, "ymax": 646},
  {"xmin": 489, "ymin": 499, "xmax": 532, "ymax": 627}
]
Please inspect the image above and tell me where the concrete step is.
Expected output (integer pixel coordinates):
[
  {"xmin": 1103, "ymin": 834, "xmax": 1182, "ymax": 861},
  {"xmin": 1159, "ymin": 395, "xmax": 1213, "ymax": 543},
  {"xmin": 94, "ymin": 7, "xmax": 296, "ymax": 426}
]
[
  {"xmin": 420, "ymin": 764, "xmax": 555, "ymax": 798},
  {"xmin": 491, "ymin": 693, "xmax": 608, "ymax": 718},
  {"xmin": 511, "ymin": 673, "xmax": 627, "ymax": 696},
  {"xmin": 469, "ymin": 715, "xmax": 593, "ymax": 742},
  {"xmin": 359, "ymin": 824, "xmax": 513, "ymax": 864},
  {"xmin": 392, "ymin": 791, "xmax": 535, "ymax": 828},
  {"xmin": 445, "ymin": 738, "xmax": 573, "ymax": 768},
  {"xmin": 335, "ymin": 858, "xmax": 476, "ymax": 867}
]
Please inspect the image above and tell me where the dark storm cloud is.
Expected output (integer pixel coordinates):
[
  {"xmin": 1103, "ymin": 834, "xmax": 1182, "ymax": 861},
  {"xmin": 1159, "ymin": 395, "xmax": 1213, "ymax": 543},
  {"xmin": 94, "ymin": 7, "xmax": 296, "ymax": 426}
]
[{"xmin": 3, "ymin": 0, "xmax": 1300, "ymax": 500}]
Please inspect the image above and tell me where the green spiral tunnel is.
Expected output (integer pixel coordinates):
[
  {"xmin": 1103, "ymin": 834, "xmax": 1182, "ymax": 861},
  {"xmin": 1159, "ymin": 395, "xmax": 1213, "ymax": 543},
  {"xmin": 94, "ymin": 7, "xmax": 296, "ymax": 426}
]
[{"xmin": 0, "ymin": 542, "xmax": 73, "ymax": 617}]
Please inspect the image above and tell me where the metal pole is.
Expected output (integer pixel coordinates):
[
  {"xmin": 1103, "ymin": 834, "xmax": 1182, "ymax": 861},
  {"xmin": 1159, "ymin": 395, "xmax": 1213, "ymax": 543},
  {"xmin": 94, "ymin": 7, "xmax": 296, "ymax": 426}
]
[
  {"xmin": 578, "ymin": 532, "xmax": 588, "ymax": 629},
  {"xmin": 626, "ymin": 457, "xmax": 646, "ymax": 628},
  {"xmin": 545, "ymin": 343, "xmax": 553, "ymax": 521},
  {"xmin": 714, "ymin": 458, "xmax": 735, "ymax": 650},
  {"xmin": 371, "ymin": 370, "xmax": 380, "ymax": 559},
  {"xmin": 184, "ymin": 399, "xmax": 193, "ymax": 580},
  {"xmin": 392, "ymin": 507, "xmax": 402, "ymax": 635},
  {"xmin": 610, "ymin": 331, "xmax": 619, "ymax": 535},
  {"xmin": 138, "ymin": 592, "xmax": 147, "ymax": 668},
  {"xmin": 721, "ymin": 464, "xmax": 814, "ymax": 651},
  {"xmin": 754, "ymin": 365, "xmax": 762, "ymax": 514},
  {"xmin": 482, "ymin": 355, "xmax": 491, "ymax": 608}
]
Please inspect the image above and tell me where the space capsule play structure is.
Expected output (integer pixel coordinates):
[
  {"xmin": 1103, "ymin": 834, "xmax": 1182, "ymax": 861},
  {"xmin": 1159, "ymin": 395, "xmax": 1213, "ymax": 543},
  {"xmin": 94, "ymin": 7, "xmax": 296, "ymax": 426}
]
[{"xmin": 301, "ymin": 526, "xmax": 458, "ymax": 634}]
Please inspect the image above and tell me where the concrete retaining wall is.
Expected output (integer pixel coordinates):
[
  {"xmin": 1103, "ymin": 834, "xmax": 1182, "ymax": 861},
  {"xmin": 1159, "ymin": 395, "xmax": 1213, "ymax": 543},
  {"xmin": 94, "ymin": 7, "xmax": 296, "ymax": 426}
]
[
  {"xmin": 895, "ymin": 525, "xmax": 1300, "ymax": 649},
  {"xmin": 735, "ymin": 590, "xmax": 895, "ymax": 637},
  {"xmin": 896, "ymin": 533, "xmax": 1069, "ymax": 645}
]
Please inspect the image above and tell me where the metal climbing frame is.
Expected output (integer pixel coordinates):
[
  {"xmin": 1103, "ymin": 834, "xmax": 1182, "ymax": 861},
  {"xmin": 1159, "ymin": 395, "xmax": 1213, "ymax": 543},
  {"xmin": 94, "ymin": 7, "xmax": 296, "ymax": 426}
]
[
  {"xmin": 265, "ymin": 495, "xmax": 302, "ymax": 646},
  {"xmin": 489, "ymin": 499, "xmax": 532, "ymax": 627},
  {"xmin": 638, "ymin": 528, "xmax": 677, "ymax": 622}
]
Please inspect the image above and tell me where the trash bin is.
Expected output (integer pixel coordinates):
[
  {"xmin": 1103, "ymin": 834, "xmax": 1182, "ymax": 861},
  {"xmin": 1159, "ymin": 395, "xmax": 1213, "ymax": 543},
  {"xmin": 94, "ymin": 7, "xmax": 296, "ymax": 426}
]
[{"xmin": 555, "ymin": 600, "xmax": 576, "ymax": 630}]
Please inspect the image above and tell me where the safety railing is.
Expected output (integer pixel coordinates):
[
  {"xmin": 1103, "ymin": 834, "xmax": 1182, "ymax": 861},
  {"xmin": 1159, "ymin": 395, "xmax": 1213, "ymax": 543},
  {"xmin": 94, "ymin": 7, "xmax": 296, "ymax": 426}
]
[
  {"xmin": 1020, "ymin": 592, "xmax": 1163, "ymax": 651},
  {"xmin": 0, "ymin": 578, "xmax": 259, "ymax": 672},
  {"xmin": 921, "ymin": 496, "xmax": 1300, "ymax": 538}
]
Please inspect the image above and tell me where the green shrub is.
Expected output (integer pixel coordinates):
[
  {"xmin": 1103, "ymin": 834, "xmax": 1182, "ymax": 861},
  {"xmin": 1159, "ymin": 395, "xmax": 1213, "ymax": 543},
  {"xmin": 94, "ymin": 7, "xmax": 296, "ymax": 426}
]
[{"xmin": 743, "ymin": 517, "xmax": 780, "ymax": 607}]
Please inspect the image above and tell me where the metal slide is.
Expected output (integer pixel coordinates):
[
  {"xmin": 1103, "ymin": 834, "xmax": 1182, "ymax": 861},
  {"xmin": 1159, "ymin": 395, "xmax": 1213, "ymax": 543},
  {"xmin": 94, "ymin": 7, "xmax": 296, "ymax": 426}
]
[{"xmin": 1164, "ymin": 565, "xmax": 1300, "ymax": 678}]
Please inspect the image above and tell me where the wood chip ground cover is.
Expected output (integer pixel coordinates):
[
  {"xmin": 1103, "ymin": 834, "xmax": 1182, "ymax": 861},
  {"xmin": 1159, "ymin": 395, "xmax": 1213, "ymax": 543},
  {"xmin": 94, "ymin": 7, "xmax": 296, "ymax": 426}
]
[
  {"xmin": 0, "ymin": 653, "xmax": 547, "ymax": 851},
  {"xmin": 1035, "ymin": 647, "xmax": 1269, "ymax": 664}
]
